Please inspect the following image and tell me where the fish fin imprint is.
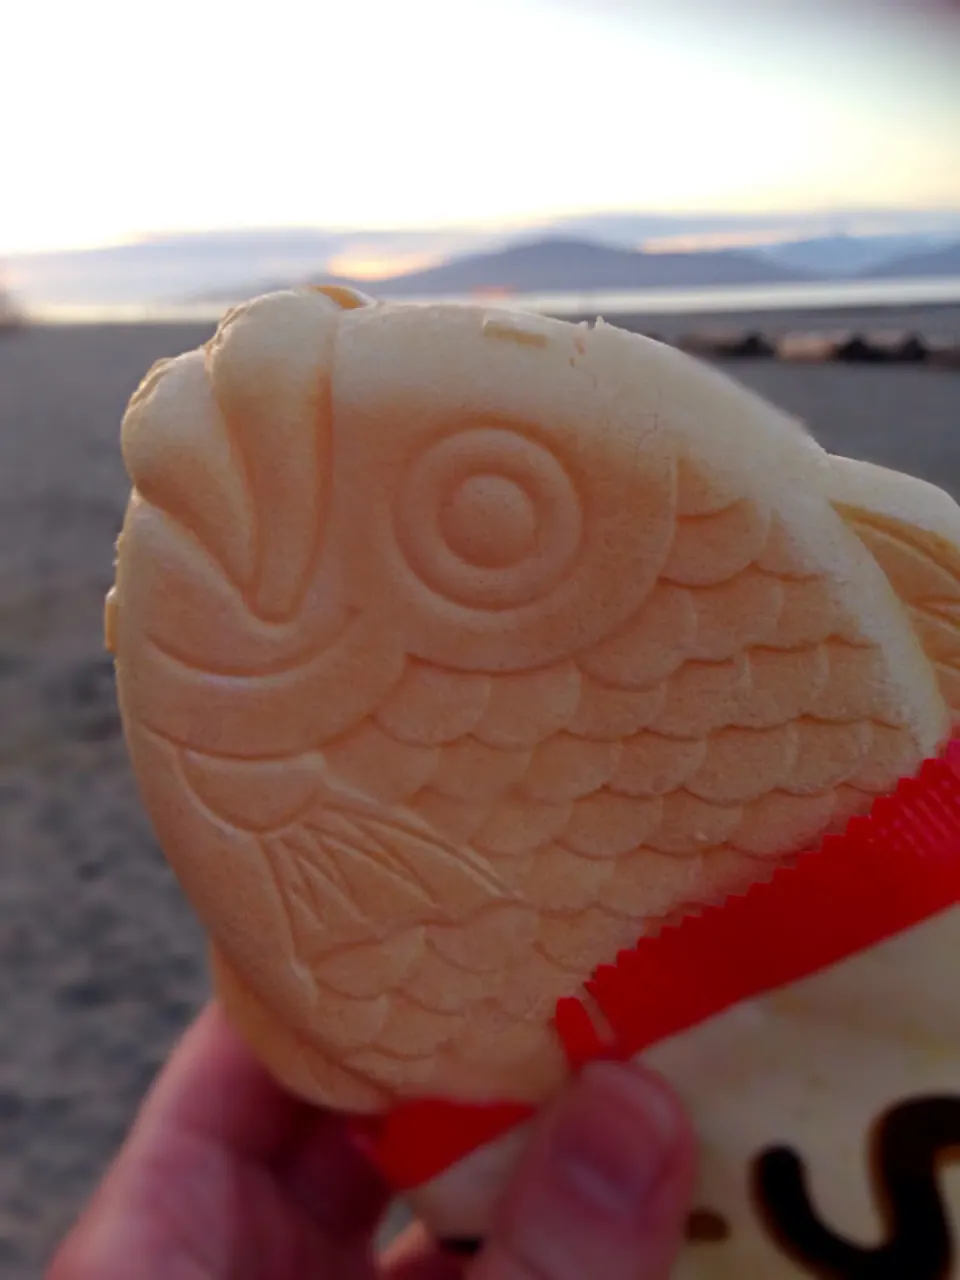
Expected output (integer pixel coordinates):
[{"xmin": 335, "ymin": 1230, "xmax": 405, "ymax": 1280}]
[{"xmin": 830, "ymin": 455, "xmax": 960, "ymax": 717}]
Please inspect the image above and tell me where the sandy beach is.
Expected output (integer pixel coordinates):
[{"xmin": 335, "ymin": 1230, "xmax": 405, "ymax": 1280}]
[{"xmin": 2, "ymin": 314, "xmax": 959, "ymax": 1276}]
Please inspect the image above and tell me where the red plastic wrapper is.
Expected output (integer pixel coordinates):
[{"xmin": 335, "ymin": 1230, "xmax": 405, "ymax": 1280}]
[{"xmin": 355, "ymin": 741, "xmax": 960, "ymax": 1190}]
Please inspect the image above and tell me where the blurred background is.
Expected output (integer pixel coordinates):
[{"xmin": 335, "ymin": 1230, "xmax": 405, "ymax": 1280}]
[
  {"xmin": 2, "ymin": 0, "xmax": 960, "ymax": 315},
  {"xmin": 1, "ymin": 1, "xmax": 959, "ymax": 1275}
]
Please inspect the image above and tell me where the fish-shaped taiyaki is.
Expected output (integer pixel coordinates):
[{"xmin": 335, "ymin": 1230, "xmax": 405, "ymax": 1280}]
[{"xmin": 108, "ymin": 288, "xmax": 960, "ymax": 1274}]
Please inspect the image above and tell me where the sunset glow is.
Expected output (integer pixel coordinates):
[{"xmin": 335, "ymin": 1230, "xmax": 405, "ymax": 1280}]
[{"xmin": 324, "ymin": 250, "xmax": 448, "ymax": 280}]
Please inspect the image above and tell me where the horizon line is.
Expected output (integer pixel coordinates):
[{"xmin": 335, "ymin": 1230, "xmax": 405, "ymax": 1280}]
[{"xmin": 5, "ymin": 203, "xmax": 960, "ymax": 260}]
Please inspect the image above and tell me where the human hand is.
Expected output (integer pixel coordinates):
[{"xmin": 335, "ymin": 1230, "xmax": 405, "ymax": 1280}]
[{"xmin": 48, "ymin": 1002, "xmax": 696, "ymax": 1279}]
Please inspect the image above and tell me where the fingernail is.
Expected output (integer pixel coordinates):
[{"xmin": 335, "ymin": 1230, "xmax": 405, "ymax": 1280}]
[{"xmin": 550, "ymin": 1062, "xmax": 679, "ymax": 1219}]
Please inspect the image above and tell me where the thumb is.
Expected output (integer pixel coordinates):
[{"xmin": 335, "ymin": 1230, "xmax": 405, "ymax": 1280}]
[{"xmin": 470, "ymin": 1062, "xmax": 696, "ymax": 1279}]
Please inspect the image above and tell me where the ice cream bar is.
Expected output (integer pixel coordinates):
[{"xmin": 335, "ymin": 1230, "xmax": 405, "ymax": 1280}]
[{"xmin": 107, "ymin": 288, "xmax": 960, "ymax": 1275}]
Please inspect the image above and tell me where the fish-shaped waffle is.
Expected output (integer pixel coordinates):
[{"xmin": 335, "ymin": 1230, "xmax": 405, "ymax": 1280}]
[{"xmin": 108, "ymin": 288, "xmax": 960, "ymax": 1273}]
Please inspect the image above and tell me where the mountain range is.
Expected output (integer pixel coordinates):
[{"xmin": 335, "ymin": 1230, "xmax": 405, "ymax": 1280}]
[
  {"xmin": 5, "ymin": 209, "xmax": 960, "ymax": 309},
  {"xmin": 858, "ymin": 241, "xmax": 960, "ymax": 279},
  {"xmin": 267, "ymin": 237, "xmax": 812, "ymax": 301},
  {"xmin": 220, "ymin": 235, "xmax": 960, "ymax": 305},
  {"xmin": 756, "ymin": 233, "xmax": 960, "ymax": 277}
]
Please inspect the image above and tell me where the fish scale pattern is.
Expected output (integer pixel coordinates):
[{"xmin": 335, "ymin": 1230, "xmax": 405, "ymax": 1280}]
[
  {"xmin": 237, "ymin": 497, "xmax": 913, "ymax": 1097},
  {"xmin": 154, "ymin": 477, "xmax": 922, "ymax": 1104}
]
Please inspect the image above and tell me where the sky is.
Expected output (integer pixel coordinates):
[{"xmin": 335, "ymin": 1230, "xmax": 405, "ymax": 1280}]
[{"xmin": 2, "ymin": 0, "xmax": 959, "ymax": 258}]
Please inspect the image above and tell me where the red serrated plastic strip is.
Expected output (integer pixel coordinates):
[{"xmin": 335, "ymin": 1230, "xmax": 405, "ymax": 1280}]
[
  {"xmin": 354, "ymin": 741, "xmax": 960, "ymax": 1189},
  {"xmin": 350, "ymin": 1099, "xmax": 537, "ymax": 1191},
  {"xmin": 557, "ymin": 742, "xmax": 960, "ymax": 1063}
]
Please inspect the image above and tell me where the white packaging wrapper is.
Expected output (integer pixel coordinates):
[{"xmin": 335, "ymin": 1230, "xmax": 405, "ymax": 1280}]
[{"xmin": 400, "ymin": 909, "xmax": 960, "ymax": 1277}]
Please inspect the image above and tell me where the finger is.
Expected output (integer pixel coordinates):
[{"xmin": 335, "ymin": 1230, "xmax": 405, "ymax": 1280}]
[
  {"xmin": 48, "ymin": 1004, "xmax": 316, "ymax": 1279},
  {"xmin": 278, "ymin": 1108, "xmax": 391, "ymax": 1239},
  {"xmin": 381, "ymin": 1221, "xmax": 468, "ymax": 1279},
  {"xmin": 150, "ymin": 1002, "xmax": 391, "ymax": 1238},
  {"xmin": 131, "ymin": 1001, "xmax": 306, "ymax": 1161},
  {"xmin": 48, "ymin": 1002, "xmax": 387, "ymax": 1278},
  {"xmin": 471, "ymin": 1061, "xmax": 696, "ymax": 1280}
]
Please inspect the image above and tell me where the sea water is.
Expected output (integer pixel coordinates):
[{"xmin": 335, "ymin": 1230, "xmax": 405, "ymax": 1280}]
[{"xmin": 27, "ymin": 274, "xmax": 960, "ymax": 326}]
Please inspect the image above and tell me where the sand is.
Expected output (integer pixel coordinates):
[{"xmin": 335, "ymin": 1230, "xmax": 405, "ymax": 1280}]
[{"xmin": 1, "ymin": 315, "xmax": 959, "ymax": 1276}]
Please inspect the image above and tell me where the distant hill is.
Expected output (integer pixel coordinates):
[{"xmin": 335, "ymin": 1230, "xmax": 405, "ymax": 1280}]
[
  {"xmin": 756, "ymin": 233, "xmax": 956, "ymax": 277},
  {"xmin": 5, "ymin": 229, "xmax": 339, "ymax": 309},
  {"xmin": 201, "ymin": 235, "xmax": 816, "ymax": 305},
  {"xmin": 861, "ymin": 240, "xmax": 960, "ymax": 279},
  {"xmin": 3, "ymin": 227, "xmax": 487, "ymax": 309},
  {"xmin": 317, "ymin": 236, "xmax": 813, "ymax": 297},
  {"xmin": 550, "ymin": 209, "xmax": 960, "ymax": 252}
]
